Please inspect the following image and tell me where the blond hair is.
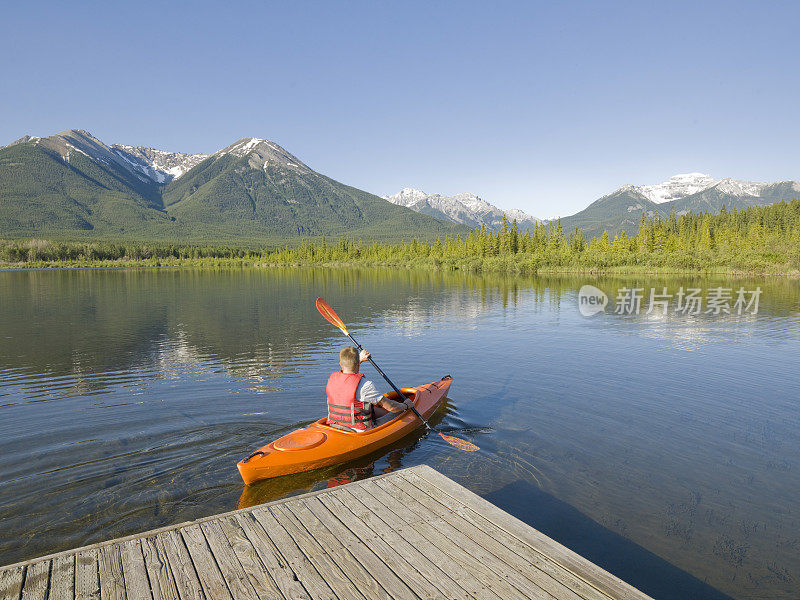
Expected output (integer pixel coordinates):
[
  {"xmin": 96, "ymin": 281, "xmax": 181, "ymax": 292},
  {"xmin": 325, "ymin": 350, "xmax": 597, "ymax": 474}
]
[{"xmin": 339, "ymin": 346, "xmax": 360, "ymax": 372}]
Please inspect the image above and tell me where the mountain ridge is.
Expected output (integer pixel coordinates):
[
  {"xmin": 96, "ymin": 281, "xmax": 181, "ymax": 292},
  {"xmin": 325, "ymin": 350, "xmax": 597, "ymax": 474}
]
[
  {"xmin": 0, "ymin": 129, "xmax": 464, "ymax": 242},
  {"xmin": 559, "ymin": 173, "xmax": 800, "ymax": 237},
  {"xmin": 3, "ymin": 130, "xmax": 798, "ymax": 241},
  {"xmin": 386, "ymin": 173, "xmax": 799, "ymax": 236},
  {"xmin": 111, "ymin": 145, "xmax": 208, "ymax": 184},
  {"xmin": 385, "ymin": 188, "xmax": 539, "ymax": 232}
]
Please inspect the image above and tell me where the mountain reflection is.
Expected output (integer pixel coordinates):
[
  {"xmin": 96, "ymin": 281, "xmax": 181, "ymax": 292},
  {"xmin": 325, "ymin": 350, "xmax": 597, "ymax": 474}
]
[
  {"xmin": 2, "ymin": 269, "xmax": 798, "ymax": 400},
  {"xmin": 0, "ymin": 268, "xmax": 541, "ymax": 397}
]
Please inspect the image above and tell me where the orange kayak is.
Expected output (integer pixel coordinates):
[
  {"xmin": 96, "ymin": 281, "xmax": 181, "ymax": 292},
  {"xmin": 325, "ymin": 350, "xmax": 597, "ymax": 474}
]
[{"xmin": 237, "ymin": 376, "xmax": 453, "ymax": 485}]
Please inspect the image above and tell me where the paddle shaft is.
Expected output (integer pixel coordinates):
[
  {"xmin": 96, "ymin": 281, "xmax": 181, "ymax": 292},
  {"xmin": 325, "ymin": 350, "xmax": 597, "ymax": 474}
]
[{"xmin": 345, "ymin": 332, "xmax": 433, "ymax": 431}]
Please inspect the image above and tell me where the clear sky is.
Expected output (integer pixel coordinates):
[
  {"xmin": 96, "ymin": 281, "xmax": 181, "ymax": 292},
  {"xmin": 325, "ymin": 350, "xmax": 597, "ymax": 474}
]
[{"xmin": 2, "ymin": 1, "xmax": 798, "ymax": 217}]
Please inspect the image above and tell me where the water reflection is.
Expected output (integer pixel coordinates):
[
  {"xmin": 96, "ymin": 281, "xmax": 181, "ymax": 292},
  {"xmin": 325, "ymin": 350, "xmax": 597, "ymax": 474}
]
[
  {"xmin": 0, "ymin": 268, "xmax": 535, "ymax": 398},
  {"xmin": 0, "ymin": 267, "xmax": 798, "ymax": 600}
]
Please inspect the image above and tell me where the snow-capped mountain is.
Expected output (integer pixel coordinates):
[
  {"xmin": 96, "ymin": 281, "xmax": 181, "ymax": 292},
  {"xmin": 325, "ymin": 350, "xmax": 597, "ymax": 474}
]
[
  {"xmin": 1, "ymin": 129, "xmax": 462, "ymax": 240},
  {"xmin": 111, "ymin": 145, "xmax": 207, "ymax": 184},
  {"xmin": 6, "ymin": 132, "xmax": 314, "ymax": 185},
  {"xmin": 385, "ymin": 188, "xmax": 539, "ymax": 231},
  {"xmin": 634, "ymin": 172, "xmax": 777, "ymax": 204},
  {"xmin": 5, "ymin": 130, "xmax": 207, "ymax": 185},
  {"xmin": 638, "ymin": 173, "xmax": 718, "ymax": 204},
  {"xmin": 212, "ymin": 137, "xmax": 312, "ymax": 173},
  {"xmin": 7, "ymin": 129, "xmax": 796, "ymax": 241},
  {"xmin": 560, "ymin": 172, "xmax": 800, "ymax": 237},
  {"xmin": 8, "ymin": 130, "xmax": 147, "ymax": 178}
]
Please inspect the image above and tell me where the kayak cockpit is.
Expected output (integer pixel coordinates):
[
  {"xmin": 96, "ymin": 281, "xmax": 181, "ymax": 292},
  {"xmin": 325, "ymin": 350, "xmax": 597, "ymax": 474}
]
[{"xmin": 314, "ymin": 389, "xmax": 418, "ymax": 435}]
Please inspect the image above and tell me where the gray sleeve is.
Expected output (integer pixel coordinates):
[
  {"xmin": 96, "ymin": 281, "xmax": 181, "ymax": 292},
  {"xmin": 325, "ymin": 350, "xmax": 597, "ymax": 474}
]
[{"xmin": 357, "ymin": 379, "xmax": 385, "ymax": 407}]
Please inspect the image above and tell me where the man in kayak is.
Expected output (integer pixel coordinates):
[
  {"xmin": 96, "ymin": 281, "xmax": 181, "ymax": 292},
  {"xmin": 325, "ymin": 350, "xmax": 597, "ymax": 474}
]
[{"xmin": 326, "ymin": 346, "xmax": 412, "ymax": 431}]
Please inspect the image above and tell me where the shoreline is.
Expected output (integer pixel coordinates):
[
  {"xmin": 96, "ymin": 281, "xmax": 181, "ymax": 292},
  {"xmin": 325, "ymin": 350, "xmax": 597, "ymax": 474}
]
[{"xmin": 1, "ymin": 258, "xmax": 797, "ymax": 277}]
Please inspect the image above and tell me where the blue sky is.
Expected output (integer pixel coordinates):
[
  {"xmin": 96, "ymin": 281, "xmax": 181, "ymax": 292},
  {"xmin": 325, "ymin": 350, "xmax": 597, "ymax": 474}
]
[{"xmin": 1, "ymin": 1, "xmax": 798, "ymax": 216}]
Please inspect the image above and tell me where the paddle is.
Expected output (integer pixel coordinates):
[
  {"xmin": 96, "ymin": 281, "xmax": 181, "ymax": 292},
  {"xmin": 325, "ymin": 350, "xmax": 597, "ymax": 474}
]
[{"xmin": 316, "ymin": 297, "xmax": 478, "ymax": 451}]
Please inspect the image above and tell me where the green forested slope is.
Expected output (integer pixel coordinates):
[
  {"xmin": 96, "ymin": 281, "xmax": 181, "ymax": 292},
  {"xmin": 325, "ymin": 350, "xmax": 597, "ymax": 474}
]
[
  {"xmin": 0, "ymin": 142, "xmax": 169, "ymax": 235},
  {"xmin": 0, "ymin": 136, "xmax": 463, "ymax": 242},
  {"xmin": 164, "ymin": 153, "xmax": 459, "ymax": 238}
]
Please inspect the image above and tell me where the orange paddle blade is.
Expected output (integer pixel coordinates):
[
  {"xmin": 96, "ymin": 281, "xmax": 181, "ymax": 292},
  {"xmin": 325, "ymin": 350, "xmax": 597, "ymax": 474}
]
[
  {"xmin": 439, "ymin": 433, "xmax": 479, "ymax": 451},
  {"xmin": 316, "ymin": 297, "xmax": 348, "ymax": 335}
]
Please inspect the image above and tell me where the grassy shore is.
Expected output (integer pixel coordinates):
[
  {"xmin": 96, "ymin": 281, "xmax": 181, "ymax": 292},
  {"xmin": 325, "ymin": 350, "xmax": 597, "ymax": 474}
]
[{"xmin": 2, "ymin": 253, "xmax": 798, "ymax": 277}]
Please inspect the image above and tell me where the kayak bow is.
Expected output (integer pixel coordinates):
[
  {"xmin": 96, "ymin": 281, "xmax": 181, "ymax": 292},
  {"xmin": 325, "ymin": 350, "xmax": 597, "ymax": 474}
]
[{"xmin": 237, "ymin": 376, "xmax": 453, "ymax": 485}]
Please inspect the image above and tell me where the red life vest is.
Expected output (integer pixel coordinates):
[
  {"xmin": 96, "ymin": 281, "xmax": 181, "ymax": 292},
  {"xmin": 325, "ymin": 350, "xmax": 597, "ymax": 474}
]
[{"xmin": 326, "ymin": 371, "xmax": 374, "ymax": 431}]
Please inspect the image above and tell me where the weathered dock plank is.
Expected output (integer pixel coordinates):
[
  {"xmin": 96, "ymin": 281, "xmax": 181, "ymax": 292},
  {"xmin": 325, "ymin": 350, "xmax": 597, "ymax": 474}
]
[
  {"xmin": 49, "ymin": 554, "xmax": 75, "ymax": 600},
  {"xmin": 158, "ymin": 530, "xmax": 204, "ymax": 600},
  {"xmin": 0, "ymin": 465, "xmax": 654, "ymax": 600},
  {"xmin": 0, "ymin": 566, "xmax": 25, "ymax": 600},
  {"xmin": 20, "ymin": 560, "xmax": 49, "ymax": 600},
  {"xmin": 235, "ymin": 512, "xmax": 311, "ymax": 599},
  {"xmin": 181, "ymin": 524, "xmax": 233, "ymax": 600},
  {"xmin": 199, "ymin": 519, "xmax": 258, "ymax": 600},
  {"xmin": 74, "ymin": 549, "xmax": 99, "ymax": 600},
  {"xmin": 215, "ymin": 515, "xmax": 285, "ymax": 600},
  {"xmin": 286, "ymin": 498, "xmax": 412, "ymax": 600},
  {"xmin": 118, "ymin": 540, "xmax": 149, "ymax": 600},
  {"xmin": 140, "ymin": 536, "xmax": 179, "ymax": 600},
  {"xmin": 98, "ymin": 543, "xmax": 126, "ymax": 600},
  {"xmin": 258, "ymin": 504, "xmax": 366, "ymax": 600},
  {"xmin": 272, "ymin": 502, "xmax": 386, "ymax": 599}
]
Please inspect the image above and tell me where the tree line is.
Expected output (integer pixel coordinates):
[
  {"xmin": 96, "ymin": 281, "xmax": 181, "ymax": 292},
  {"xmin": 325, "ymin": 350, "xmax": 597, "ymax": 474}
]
[
  {"xmin": 264, "ymin": 199, "xmax": 800, "ymax": 272},
  {"xmin": 2, "ymin": 199, "xmax": 799, "ymax": 273}
]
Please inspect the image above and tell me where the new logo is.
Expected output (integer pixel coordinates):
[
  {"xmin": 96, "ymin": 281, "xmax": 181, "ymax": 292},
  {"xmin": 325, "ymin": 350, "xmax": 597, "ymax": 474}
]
[{"xmin": 578, "ymin": 285, "xmax": 608, "ymax": 316}]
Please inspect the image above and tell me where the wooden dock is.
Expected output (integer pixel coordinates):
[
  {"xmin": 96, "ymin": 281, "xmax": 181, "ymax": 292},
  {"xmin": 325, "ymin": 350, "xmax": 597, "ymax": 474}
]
[{"xmin": 0, "ymin": 465, "xmax": 653, "ymax": 599}]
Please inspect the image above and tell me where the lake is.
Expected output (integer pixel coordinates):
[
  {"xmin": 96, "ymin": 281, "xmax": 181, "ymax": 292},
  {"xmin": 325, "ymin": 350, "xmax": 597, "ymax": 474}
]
[{"xmin": 1, "ymin": 267, "xmax": 798, "ymax": 600}]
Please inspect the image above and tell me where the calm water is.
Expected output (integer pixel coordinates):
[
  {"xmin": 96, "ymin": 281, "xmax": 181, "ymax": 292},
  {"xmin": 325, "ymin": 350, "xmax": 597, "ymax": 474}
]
[{"xmin": 1, "ymin": 267, "xmax": 799, "ymax": 600}]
